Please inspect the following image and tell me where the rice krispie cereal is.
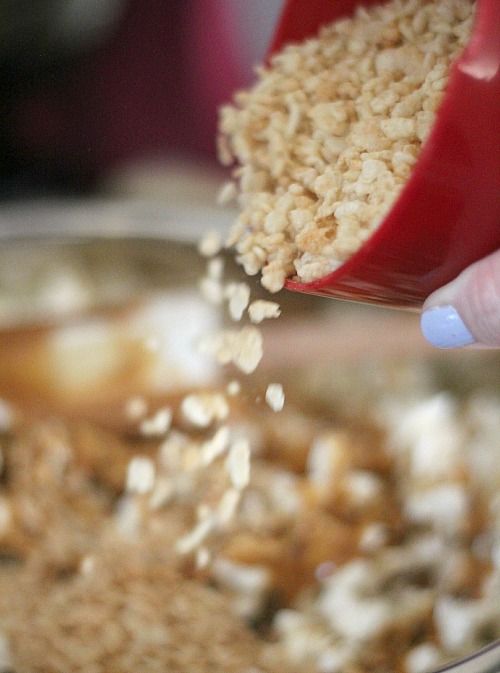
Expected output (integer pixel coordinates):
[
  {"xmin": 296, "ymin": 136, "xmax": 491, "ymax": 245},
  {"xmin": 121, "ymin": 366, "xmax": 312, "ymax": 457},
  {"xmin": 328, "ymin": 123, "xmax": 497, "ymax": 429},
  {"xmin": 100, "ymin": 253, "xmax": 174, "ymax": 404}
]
[
  {"xmin": 218, "ymin": 0, "xmax": 475, "ymax": 290},
  {"xmin": 0, "ymin": 376, "xmax": 499, "ymax": 673}
]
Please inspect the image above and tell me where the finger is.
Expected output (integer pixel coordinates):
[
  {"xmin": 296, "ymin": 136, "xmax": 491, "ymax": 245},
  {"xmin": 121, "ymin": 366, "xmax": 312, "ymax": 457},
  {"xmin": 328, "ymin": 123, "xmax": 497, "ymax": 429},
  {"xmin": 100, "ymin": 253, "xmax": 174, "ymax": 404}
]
[{"xmin": 420, "ymin": 249, "xmax": 500, "ymax": 349}]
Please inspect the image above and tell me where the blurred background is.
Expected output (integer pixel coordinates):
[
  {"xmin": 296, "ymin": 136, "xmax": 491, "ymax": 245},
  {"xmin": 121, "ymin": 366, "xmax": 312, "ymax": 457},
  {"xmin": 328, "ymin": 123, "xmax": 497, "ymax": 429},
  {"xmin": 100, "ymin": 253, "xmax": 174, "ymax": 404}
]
[{"xmin": 0, "ymin": 0, "xmax": 281, "ymax": 199}]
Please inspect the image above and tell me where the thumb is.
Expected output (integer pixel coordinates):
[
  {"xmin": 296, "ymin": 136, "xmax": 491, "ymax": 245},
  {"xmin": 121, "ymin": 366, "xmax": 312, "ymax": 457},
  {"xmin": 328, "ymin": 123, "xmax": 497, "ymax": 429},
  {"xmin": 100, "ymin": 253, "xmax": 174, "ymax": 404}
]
[{"xmin": 420, "ymin": 249, "xmax": 500, "ymax": 349}]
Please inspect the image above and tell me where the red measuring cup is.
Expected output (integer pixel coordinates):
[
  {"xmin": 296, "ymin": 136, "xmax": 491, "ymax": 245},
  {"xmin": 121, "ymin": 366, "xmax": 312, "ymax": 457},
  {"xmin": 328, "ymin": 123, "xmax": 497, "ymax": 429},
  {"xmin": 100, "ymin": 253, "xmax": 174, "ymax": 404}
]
[{"xmin": 269, "ymin": 0, "xmax": 500, "ymax": 309}]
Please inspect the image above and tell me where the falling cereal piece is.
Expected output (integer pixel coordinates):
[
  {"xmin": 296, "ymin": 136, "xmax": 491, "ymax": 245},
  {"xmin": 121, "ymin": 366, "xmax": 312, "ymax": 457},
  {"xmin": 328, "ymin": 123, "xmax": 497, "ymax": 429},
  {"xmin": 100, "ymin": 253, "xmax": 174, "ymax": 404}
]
[
  {"xmin": 226, "ymin": 282, "xmax": 251, "ymax": 321},
  {"xmin": 217, "ymin": 180, "xmax": 237, "ymax": 206},
  {"xmin": 198, "ymin": 327, "xmax": 263, "ymax": 374},
  {"xmin": 139, "ymin": 408, "xmax": 172, "ymax": 436},
  {"xmin": 198, "ymin": 332, "xmax": 234, "ymax": 366},
  {"xmin": 201, "ymin": 426, "xmax": 231, "ymax": 465},
  {"xmin": 207, "ymin": 257, "xmax": 224, "ymax": 280},
  {"xmin": 126, "ymin": 456, "xmax": 156, "ymax": 494},
  {"xmin": 181, "ymin": 393, "xmax": 229, "ymax": 428},
  {"xmin": 198, "ymin": 230, "xmax": 222, "ymax": 257},
  {"xmin": 226, "ymin": 438, "xmax": 250, "ymax": 490},
  {"xmin": 176, "ymin": 516, "xmax": 214, "ymax": 555},
  {"xmin": 125, "ymin": 396, "xmax": 148, "ymax": 421},
  {"xmin": 217, "ymin": 488, "xmax": 241, "ymax": 525},
  {"xmin": 248, "ymin": 300, "xmax": 281, "ymax": 324},
  {"xmin": 148, "ymin": 477, "xmax": 175, "ymax": 510},
  {"xmin": 230, "ymin": 327, "xmax": 263, "ymax": 374},
  {"xmin": 226, "ymin": 380, "xmax": 241, "ymax": 396},
  {"xmin": 265, "ymin": 384, "xmax": 285, "ymax": 412},
  {"xmin": 199, "ymin": 277, "xmax": 224, "ymax": 305}
]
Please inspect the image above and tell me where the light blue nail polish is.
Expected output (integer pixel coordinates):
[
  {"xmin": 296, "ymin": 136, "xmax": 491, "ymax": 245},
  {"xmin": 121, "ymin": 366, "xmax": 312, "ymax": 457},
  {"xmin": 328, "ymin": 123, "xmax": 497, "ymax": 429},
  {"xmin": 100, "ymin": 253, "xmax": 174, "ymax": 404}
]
[{"xmin": 420, "ymin": 305, "xmax": 475, "ymax": 349}]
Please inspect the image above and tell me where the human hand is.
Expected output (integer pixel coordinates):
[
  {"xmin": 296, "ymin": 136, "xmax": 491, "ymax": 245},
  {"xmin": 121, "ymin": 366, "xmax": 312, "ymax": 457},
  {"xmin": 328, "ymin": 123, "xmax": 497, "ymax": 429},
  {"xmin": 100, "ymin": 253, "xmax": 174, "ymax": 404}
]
[{"xmin": 421, "ymin": 249, "xmax": 500, "ymax": 349}]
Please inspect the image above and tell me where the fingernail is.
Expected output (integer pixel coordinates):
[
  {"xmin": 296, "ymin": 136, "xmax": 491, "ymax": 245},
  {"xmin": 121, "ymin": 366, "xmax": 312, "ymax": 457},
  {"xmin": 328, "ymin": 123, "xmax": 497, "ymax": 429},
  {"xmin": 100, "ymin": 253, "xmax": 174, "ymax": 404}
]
[{"xmin": 420, "ymin": 305, "xmax": 475, "ymax": 349}]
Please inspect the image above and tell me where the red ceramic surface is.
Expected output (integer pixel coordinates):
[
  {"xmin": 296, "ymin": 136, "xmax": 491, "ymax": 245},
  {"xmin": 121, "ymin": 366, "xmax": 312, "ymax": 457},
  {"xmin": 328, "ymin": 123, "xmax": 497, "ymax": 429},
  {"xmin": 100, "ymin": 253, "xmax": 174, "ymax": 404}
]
[{"xmin": 269, "ymin": 0, "xmax": 500, "ymax": 309}]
